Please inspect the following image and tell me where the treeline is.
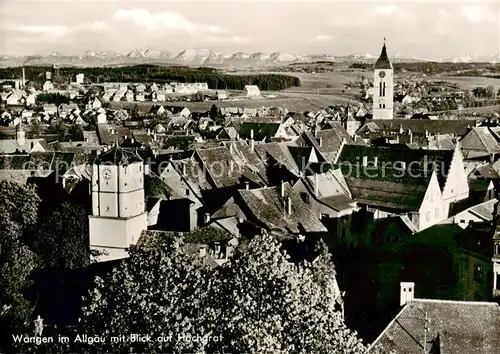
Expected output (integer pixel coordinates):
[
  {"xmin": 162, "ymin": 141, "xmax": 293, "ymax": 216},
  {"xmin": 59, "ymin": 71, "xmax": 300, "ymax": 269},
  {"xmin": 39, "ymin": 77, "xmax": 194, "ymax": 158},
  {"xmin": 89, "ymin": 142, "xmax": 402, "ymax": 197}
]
[
  {"xmin": 36, "ymin": 92, "xmax": 70, "ymax": 105},
  {"xmin": 349, "ymin": 62, "xmax": 500, "ymax": 75},
  {"xmin": 0, "ymin": 65, "xmax": 301, "ymax": 91}
]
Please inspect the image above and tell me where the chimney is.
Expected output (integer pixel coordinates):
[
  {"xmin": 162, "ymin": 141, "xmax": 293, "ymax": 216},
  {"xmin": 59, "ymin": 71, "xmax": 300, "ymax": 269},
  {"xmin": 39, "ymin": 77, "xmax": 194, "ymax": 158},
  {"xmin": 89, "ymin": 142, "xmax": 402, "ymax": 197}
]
[
  {"xmin": 318, "ymin": 137, "xmax": 323, "ymax": 147},
  {"xmin": 203, "ymin": 213, "xmax": 211, "ymax": 224},
  {"xmin": 280, "ymin": 180, "xmax": 285, "ymax": 197},
  {"xmin": 400, "ymin": 282, "xmax": 415, "ymax": 306},
  {"xmin": 147, "ymin": 128, "xmax": 151, "ymax": 135},
  {"xmin": 22, "ymin": 67, "xmax": 25, "ymax": 89},
  {"xmin": 85, "ymin": 137, "xmax": 89, "ymax": 144},
  {"xmin": 314, "ymin": 174, "xmax": 319, "ymax": 197},
  {"xmin": 181, "ymin": 163, "xmax": 187, "ymax": 176},
  {"xmin": 199, "ymin": 245, "xmax": 206, "ymax": 258},
  {"xmin": 286, "ymin": 196, "xmax": 292, "ymax": 215},
  {"xmin": 229, "ymin": 160, "xmax": 234, "ymax": 173},
  {"xmin": 229, "ymin": 143, "xmax": 234, "ymax": 154},
  {"xmin": 250, "ymin": 129, "xmax": 255, "ymax": 152},
  {"xmin": 374, "ymin": 156, "xmax": 378, "ymax": 167},
  {"xmin": 153, "ymin": 132, "xmax": 157, "ymax": 141},
  {"xmin": 244, "ymin": 181, "xmax": 250, "ymax": 190},
  {"xmin": 409, "ymin": 130, "xmax": 413, "ymax": 144}
]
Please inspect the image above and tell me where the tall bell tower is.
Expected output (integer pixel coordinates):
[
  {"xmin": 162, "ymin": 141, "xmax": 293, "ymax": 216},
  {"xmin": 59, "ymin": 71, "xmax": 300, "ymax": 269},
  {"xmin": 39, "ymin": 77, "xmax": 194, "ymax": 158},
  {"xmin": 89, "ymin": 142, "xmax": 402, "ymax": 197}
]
[
  {"xmin": 89, "ymin": 145, "xmax": 148, "ymax": 262},
  {"xmin": 372, "ymin": 39, "xmax": 394, "ymax": 120}
]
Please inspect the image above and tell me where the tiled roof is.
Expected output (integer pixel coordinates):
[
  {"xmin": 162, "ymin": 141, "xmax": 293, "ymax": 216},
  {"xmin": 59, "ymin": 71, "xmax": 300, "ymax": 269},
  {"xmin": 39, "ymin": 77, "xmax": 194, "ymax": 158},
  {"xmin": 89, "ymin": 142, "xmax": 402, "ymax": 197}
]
[
  {"xmin": 473, "ymin": 163, "xmax": 500, "ymax": 179},
  {"xmin": 254, "ymin": 142, "xmax": 299, "ymax": 176},
  {"xmin": 237, "ymin": 184, "xmax": 327, "ymax": 234},
  {"xmin": 302, "ymin": 124, "xmax": 353, "ymax": 162},
  {"xmin": 461, "ymin": 127, "xmax": 500, "ymax": 154},
  {"xmin": 227, "ymin": 141, "xmax": 266, "ymax": 175},
  {"xmin": 468, "ymin": 198, "xmax": 497, "ymax": 221},
  {"xmin": 371, "ymin": 299, "xmax": 500, "ymax": 354},
  {"xmin": 339, "ymin": 166, "xmax": 432, "ymax": 211},
  {"xmin": 338, "ymin": 144, "xmax": 454, "ymax": 191},
  {"xmin": 94, "ymin": 145, "xmax": 142, "ymax": 166},
  {"xmin": 360, "ymin": 119, "xmax": 475, "ymax": 136},
  {"xmin": 195, "ymin": 147, "xmax": 240, "ymax": 188}
]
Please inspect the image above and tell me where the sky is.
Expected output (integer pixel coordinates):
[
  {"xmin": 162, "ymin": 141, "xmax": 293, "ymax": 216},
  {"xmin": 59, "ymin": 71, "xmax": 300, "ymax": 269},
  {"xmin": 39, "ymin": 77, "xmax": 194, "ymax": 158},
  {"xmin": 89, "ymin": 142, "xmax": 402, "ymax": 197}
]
[{"xmin": 0, "ymin": 0, "xmax": 499, "ymax": 59}]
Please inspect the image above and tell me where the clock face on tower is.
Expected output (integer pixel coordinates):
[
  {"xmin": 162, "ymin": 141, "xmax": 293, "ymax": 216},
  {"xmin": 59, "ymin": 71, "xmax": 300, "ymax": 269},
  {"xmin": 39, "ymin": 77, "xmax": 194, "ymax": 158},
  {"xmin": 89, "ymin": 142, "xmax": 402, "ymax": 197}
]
[
  {"xmin": 102, "ymin": 168, "xmax": 112, "ymax": 180},
  {"xmin": 379, "ymin": 71, "xmax": 386, "ymax": 78}
]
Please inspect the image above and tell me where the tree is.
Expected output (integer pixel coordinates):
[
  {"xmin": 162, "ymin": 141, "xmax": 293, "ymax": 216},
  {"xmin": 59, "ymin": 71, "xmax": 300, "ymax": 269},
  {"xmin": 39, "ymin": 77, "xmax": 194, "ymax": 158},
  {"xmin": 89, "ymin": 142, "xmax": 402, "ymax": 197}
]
[
  {"xmin": 0, "ymin": 182, "xmax": 40, "ymax": 349},
  {"xmin": 67, "ymin": 125, "xmax": 84, "ymax": 142},
  {"xmin": 209, "ymin": 104, "xmax": 219, "ymax": 120},
  {"xmin": 131, "ymin": 104, "xmax": 140, "ymax": 120},
  {"xmin": 47, "ymin": 121, "xmax": 68, "ymax": 142},
  {"xmin": 60, "ymin": 231, "xmax": 367, "ymax": 353},
  {"xmin": 31, "ymin": 203, "xmax": 90, "ymax": 270},
  {"xmin": 486, "ymin": 85, "xmax": 496, "ymax": 99}
]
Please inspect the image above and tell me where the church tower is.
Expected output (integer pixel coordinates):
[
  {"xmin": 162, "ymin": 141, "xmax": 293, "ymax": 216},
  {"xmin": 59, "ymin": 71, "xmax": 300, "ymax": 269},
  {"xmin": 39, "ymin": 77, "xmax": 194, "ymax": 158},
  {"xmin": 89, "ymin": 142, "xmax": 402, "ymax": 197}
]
[
  {"xmin": 89, "ymin": 145, "xmax": 148, "ymax": 262},
  {"xmin": 372, "ymin": 39, "xmax": 394, "ymax": 120}
]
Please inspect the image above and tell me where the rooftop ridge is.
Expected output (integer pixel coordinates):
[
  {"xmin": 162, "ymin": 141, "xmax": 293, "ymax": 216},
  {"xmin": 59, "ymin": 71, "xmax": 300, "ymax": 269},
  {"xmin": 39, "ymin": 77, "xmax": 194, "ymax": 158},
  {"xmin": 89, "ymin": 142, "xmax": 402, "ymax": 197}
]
[{"xmin": 411, "ymin": 298, "xmax": 500, "ymax": 306}]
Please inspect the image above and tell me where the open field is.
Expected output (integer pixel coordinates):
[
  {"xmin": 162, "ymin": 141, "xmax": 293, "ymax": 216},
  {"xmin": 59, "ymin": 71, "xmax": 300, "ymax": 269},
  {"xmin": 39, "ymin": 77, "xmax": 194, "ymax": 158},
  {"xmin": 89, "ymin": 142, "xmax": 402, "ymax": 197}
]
[
  {"xmin": 429, "ymin": 75, "xmax": 500, "ymax": 91},
  {"xmin": 110, "ymin": 91, "xmax": 354, "ymax": 113}
]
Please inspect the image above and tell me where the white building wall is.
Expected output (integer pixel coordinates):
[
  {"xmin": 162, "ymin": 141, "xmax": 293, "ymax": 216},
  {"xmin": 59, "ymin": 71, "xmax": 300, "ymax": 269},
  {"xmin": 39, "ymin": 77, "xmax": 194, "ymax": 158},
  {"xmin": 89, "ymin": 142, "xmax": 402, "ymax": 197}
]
[
  {"xmin": 418, "ymin": 172, "xmax": 446, "ymax": 231},
  {"xmin": 372, "ymin": 69, "xmax": 394, "ymax": 120}
]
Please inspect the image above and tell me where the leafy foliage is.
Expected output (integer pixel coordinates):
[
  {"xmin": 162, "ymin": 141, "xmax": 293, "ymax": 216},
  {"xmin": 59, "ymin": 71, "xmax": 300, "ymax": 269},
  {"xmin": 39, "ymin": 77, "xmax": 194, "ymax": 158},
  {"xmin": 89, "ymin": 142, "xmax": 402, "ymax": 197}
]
[
  {"xmin": 65, "ymin": 231, "xmax": 367, "ymax": 353},
  {"xmin": 35, "ymin": 93, "xmax": 70, "ymax": 106},
  {"xmin": 0, "ymin": 181, "xmax": 40, "ymax": 348},
  {"xmin": 183, "ymin": 226, "xmax": 232, "ymax": 244},
  {"xmin": 31, "ymin": 203, "xmax": 90, "ymax": 269}
]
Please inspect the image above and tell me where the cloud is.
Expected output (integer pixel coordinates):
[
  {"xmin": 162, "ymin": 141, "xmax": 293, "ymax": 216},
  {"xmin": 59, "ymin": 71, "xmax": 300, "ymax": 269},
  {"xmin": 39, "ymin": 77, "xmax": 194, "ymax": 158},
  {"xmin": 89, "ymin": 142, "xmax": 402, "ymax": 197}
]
[
  {"xmin": 9, "ymin": 24, "xmax": 67, "ymax": 36},
  {"xmin": 313, "ymin": 34, "xmax": 335, "ymax": 42},
  {"xmin": 374, "ymin": 5, "xmax": 398, "ymax": 16},
  {"xmin": 203, "ymin": 35, "xmax": 252, "ymax": 44},
  {"xmin": 114, "ymin": 8, "xmax": 229, "ymax": 35},
  {"xmin": 462, "ymin": 5, "xmax": 494, "ymax": 24}
]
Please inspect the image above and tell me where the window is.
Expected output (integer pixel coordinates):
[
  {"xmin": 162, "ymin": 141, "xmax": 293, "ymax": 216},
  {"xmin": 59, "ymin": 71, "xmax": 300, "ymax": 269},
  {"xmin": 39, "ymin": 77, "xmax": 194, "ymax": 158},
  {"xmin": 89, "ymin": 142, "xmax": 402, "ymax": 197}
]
[
  {"xmin": 106, "ymin": 206, "xmax": 110, "ymax": 211},
  {"xmin": 320, "ymin": 213, "xmax": 329, "ymax": 221},
  {"xmin": 382, "ymin": 104, "xmax": 386, "ymax": 108},
  {"xmin": 426, "ymin": 211, "xmax": 430, "ymax": 221},
  {"xmin": 185, "ymin": 189, "xmax": 190, "ymax": 196},
  {"xmin": 139, "ymin": 165, "xmax": 142, "ymax": 172},
  {"xmin": 474, "ymin": 265, "xmax": 483, "ymax": 282}
]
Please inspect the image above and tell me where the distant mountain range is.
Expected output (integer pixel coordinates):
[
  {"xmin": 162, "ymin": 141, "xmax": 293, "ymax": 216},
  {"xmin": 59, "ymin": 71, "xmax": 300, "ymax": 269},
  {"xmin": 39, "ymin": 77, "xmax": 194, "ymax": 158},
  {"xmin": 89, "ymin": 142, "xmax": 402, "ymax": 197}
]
[{"xmin": 1, "ymin": 48, "xmax": 499, "ymax": 68}]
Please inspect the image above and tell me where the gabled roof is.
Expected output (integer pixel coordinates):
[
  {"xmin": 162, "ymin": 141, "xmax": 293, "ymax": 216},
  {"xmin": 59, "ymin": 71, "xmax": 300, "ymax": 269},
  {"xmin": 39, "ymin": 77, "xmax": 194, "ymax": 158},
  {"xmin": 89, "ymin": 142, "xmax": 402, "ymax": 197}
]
[
  {"xmin": 370, "ymin": 299, "xmax": 500, "ymax": 354},
  {"xmin": 359, "ymin": 119, "xmax": 475, "ymax": 136},
  {"xmin": 195, "ymin": 147, "xmax": 240, "ymax": 188},
  {"xmin": 236, "ymin": 184, "xmax": 327, "ymax": 235},
  {"xmin": 460, "ymin": 127, "xmax": 500, "ymax": 154},
  {"xmin": 301, "ymin": 124, "xmax": 353, "ymax": 162},
  {"xmin": 337, "ymin": 144, "xmax": 455, "ymax": 191},
  {"xmin": 254, "ymin": 142, "xmax": 300, "ymax": 176},
  {"xmin": 94, "ymin": 145, "xmax": 142, "ymax": 165},
  {"xmin": 338, "ymin": 165, "xmax": 433, "ymax": 211}
]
